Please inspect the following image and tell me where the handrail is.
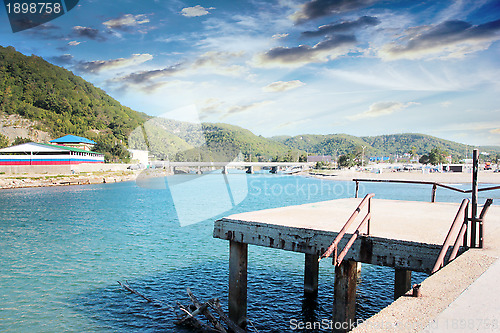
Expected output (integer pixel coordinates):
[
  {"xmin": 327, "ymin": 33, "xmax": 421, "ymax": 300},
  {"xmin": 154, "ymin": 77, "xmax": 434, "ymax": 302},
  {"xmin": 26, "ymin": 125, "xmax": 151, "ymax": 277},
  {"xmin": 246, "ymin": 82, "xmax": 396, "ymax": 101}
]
[
  {"xmin": 353, "ymin": 178, "xmax": 500, "ymax": 203},
  {"xmin": 432, "ymin": 198, "xmax": 469, "ymax": 274},
  {"xmin": 319, "ymin": 193, "xmax": 374, "ymax": 265}
]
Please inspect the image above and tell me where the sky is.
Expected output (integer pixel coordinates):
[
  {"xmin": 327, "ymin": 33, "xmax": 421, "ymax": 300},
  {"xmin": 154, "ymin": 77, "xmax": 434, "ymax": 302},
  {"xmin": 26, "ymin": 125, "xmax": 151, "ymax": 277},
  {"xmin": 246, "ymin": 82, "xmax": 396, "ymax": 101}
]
[{"xmin": 1, "ymin": 0, "xmax": 500, "ymax": 146}]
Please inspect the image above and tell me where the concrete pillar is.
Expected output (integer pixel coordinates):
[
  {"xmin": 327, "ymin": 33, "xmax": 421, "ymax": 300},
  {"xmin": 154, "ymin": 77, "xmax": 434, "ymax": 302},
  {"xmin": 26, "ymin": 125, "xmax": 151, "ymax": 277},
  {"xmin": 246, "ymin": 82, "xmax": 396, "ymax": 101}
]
[
  {"xmin": 229, "ymin": 241, "xmax": 247, "ymax": 329},
  {"xmin": 334, "ymin": 260, "xmax": 358, "ymax": 332},
  {"xmin": 222, "ymin": 165, "xmax": 228, "ymax": 174},
  {"xmin": 304, "ymin": 253, "xmax": 319, "ymax": 297},
  {"xmin": 394, "ymin": 269, "xmax": 412, "ymax": 300},
  {"xmin": 246, "ymin": 165, "xmax": 254, "ymax": 174}
]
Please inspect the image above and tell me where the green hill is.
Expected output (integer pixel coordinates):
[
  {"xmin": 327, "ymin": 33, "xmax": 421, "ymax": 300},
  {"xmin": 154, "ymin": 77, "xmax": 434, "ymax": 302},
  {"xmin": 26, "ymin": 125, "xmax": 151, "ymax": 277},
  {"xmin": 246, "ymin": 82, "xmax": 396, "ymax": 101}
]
[
  {"xmin": 272, "ymin": 133, "xmax": 499, "ymax": 160},
  {"xmin": 0, "ymin": 45, "xmax": 149, "ymax": 161}
]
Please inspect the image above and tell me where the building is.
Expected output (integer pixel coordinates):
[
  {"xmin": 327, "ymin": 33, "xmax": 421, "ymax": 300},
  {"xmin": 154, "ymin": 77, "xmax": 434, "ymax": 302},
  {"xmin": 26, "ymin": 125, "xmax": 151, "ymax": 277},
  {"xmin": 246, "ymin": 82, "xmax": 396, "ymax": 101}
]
[
  {"xmin": 0, "ymin": 142, "xmax": 104, "ymax": 165},
  {"xmin": 128, "ymin": 149, "xmax": 149, "ymax": 165},
  {"xmin": 307, "ymin": 155, "xmax": 332, "ymax": 163},
  {"xmin": 49, "ymin": 135, "xmax": 97, "ymax": 151}
]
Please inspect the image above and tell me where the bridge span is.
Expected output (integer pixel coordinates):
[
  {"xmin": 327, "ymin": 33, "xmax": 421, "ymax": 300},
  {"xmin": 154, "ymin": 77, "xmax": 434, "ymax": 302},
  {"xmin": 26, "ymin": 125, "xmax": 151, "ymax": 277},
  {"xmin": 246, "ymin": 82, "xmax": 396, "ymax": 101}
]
[{"xmin": 155, "ymin": 161, "xmax": 314, "ymax": 174}]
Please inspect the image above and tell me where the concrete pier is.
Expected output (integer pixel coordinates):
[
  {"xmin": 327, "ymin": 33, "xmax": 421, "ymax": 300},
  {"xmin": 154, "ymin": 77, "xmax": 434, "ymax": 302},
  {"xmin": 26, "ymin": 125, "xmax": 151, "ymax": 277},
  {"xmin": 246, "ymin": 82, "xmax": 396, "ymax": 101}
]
[{"xmin": 214, "ymin": 198, "xmax": 499, "ymax": 331}]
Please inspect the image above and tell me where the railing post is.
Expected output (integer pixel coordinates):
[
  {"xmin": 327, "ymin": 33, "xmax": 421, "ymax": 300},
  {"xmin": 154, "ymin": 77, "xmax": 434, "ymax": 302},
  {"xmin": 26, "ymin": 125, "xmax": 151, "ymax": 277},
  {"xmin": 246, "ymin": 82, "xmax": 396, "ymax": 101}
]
[
  {"xmin": 478, "ymin": 199, "xmax": 493, "ymax": 248},
  {"xmin": 471, "ymin": 149, "xmax": 478, "ymax": 248},
  {"xmin": 431, "ymin": 183, "xmax": 437, "ymax": 202},
  {"xmin": 367, "ymin": 197, "xmax": 371, "ymax": 235},
  {"xmin": 463, "ymin": 204, "xmax": 469, "ymax": 247}
]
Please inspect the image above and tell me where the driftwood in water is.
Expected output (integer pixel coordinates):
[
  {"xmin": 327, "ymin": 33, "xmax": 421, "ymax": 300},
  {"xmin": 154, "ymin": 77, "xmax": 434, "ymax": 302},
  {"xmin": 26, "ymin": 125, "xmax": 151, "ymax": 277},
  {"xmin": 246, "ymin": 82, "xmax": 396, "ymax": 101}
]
[
  {"xmin": 186, "ymin": 288, "xmax": 228, "ymax": 333},
  {"xmin": 118, "ymin": 281, "xmax": 253, "ymax": 332}
]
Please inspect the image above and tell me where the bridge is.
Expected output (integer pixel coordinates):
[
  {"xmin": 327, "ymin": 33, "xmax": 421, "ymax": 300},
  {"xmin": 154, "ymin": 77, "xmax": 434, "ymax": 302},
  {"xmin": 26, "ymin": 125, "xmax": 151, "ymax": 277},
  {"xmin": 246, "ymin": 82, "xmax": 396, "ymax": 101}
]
[{"xmin": 153, "ymin": 161, "xmax": 313, "ymax": 174}]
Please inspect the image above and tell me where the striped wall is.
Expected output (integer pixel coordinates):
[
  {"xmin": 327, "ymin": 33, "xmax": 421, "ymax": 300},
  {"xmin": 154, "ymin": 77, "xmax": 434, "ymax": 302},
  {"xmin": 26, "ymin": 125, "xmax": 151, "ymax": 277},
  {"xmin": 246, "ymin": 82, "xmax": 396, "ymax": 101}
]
[{"xmin": 0, "ymin": 154, "xmax": 104, "ymax": 165}]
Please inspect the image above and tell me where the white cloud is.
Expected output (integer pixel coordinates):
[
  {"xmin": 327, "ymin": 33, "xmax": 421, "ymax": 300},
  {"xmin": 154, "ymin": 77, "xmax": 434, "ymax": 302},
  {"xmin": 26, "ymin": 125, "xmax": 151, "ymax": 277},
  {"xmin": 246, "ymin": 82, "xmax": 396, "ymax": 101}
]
[
  {"xmin": 181, "ymin": 5, "xmax": 215, "ymax": 17},
  {"xmin": 262, "ymin": 80, "xmax": 305, "ymax": 92},
  {"xmin": 272, "ymin": 33, "xmax": 289, "ymax": 39},
  {"xmin": 347, "ymin": 101, "xmax": 418, "ymax": 120},
  {"xmin": 78, "ymin": 54, "xmax": 153, "ymax": 73},
  {"xmin": 103, "ymin": 14, "xmax": 150, "ymax": 30}
]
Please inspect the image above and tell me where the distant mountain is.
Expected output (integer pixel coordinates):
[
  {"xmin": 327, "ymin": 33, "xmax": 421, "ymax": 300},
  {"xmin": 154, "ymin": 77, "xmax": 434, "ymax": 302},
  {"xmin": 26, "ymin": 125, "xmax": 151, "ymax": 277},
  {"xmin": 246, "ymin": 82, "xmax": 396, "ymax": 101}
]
[
  {"xmin": 130, "ymin": 118, "xmax": 301, "ymax": 161},
  {"xmin": 0, "ymin": 45, "xmax": 149, "ymax": 161},
  {"xmin": 271, "ymin": 133, "xmax": 499, "ymax": 160}
]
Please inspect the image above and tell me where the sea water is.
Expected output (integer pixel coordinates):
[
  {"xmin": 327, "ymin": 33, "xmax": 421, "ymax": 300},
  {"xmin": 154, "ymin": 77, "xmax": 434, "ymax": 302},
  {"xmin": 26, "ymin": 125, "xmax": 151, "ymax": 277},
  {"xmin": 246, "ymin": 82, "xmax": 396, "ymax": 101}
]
[{"xmin": 0, "ymin": 174, "xmax": 493, "ymax": 332}]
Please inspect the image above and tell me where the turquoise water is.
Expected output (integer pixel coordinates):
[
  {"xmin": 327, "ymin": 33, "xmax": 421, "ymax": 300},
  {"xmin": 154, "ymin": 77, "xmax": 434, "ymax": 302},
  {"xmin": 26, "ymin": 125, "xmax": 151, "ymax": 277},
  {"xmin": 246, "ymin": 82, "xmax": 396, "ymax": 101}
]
[{"xmin": 0, "ymin": 174, "xmax": 493, "ymax": 332}]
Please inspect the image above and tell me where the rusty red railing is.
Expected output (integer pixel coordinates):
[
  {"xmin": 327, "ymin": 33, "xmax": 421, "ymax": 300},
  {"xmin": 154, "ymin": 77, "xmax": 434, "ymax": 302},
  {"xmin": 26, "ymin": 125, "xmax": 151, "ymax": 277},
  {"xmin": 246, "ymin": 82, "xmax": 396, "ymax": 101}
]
[
  {"xmin": 319, "ymin": 193, "xmax": 374, "ymax": 266},
  {"xmin": 432, "ymin": 198, "xmax": 469, "ymax": 273}
]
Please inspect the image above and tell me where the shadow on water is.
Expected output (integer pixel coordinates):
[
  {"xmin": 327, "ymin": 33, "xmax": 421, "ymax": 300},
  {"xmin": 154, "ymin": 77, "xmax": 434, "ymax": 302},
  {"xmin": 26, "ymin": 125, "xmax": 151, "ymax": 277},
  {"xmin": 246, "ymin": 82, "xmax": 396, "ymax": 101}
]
[{"xmin": 69, "ymin": 260, "xmax": 427, "ymax": 333}]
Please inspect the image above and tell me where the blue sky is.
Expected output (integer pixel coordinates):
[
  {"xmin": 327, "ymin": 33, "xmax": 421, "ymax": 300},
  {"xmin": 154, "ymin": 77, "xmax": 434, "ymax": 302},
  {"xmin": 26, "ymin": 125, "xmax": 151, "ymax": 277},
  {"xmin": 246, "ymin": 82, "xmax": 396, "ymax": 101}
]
[{"xmin": 1, "ymin": 0, "xmax": 500, "ymax": 146}]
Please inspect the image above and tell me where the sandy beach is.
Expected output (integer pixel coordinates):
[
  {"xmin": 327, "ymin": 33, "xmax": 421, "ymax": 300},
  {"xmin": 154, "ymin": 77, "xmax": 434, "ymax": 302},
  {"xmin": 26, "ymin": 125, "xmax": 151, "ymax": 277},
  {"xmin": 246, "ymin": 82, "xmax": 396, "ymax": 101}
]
[{"xmin": 305, "ymin": 169, "xmax": 500, "ymax": 184}]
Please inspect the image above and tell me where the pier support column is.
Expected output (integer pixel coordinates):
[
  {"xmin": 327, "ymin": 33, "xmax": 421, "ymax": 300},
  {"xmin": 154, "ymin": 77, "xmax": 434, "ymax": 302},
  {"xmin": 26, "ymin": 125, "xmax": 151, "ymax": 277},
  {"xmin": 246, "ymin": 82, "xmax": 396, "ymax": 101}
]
[
  {"xmin": 304, "ymin": 253, "xmax": 319, "ymax": 297},
  {"xmin": 394, "ymin": 269, "xmax": 412, "ymax": 300},
  {"xmin": 229, "ymin": 241, "xmax": 247, "ymax": 329},
  {"xmin": 334, "ymin": 260, "xmax": 358, "ymax": 332}
]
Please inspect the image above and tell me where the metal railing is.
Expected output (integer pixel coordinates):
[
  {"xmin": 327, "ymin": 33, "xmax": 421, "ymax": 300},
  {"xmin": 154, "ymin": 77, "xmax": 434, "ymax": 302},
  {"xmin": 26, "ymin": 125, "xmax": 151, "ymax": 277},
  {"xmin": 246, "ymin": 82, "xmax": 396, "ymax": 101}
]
[
  {"xmin": 432, "ymin": 198, "xmax": 494, "ymax": 273},
  {"xmin": 432, "ymin": 199, "xmax": 469, "ymax": 273},
  {"xmin": 353, "ymin": 178, "xmax": 500, "ymax": 203},
  {"xmin": 319, "ymin": 193, "xmax": 374, "ymax": 266}
]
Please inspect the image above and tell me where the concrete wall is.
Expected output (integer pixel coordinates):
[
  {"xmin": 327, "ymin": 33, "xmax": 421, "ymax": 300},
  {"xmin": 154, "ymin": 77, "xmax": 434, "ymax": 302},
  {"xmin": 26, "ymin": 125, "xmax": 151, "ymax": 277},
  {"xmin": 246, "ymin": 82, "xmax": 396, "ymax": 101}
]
[
  {"xmin": 0, "ymin": 165, "xmax": 71, "ymax": 174},
  {"xmin": 0, "ymin": 163, "xmax": 131, "ymax": 174}
]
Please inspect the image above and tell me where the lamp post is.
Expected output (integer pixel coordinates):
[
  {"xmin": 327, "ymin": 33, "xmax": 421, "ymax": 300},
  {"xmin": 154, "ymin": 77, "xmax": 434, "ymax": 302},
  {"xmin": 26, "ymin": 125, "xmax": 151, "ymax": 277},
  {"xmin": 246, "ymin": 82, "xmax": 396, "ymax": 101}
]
[{"xmin": 361, "ymin": 146, "xmax": 366, "ymax": 168}]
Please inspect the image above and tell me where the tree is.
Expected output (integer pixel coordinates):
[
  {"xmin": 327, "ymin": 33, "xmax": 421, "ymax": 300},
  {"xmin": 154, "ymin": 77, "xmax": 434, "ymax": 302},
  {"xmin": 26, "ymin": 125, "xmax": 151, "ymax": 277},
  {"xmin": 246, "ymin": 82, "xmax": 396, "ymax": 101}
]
[
  {"xmin": 0, "ymin": 133, "xmax": 9, "ymax": 148},
  {"xmin": 428, "ymin": 147, "xmax": 448, "ymax": 165},
  {"xmin": 338, "ymin": 153, "xmax": 356, "ymax": 168},
  {"xmin": 420, "ymin": 147, "xmax": 448, "ymax": 165},
  {"xmin": 13, "ymin": 137, "xmax": 31, "ymax": 145}
]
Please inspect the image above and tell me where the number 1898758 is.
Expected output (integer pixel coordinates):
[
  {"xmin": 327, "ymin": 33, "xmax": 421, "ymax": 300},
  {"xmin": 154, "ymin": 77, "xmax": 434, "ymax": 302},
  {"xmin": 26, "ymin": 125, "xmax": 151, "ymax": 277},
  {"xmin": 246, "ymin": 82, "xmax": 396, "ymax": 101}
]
[{"xmin": 6, "ymin": 2, "xmax": 62, "ymax": 14}]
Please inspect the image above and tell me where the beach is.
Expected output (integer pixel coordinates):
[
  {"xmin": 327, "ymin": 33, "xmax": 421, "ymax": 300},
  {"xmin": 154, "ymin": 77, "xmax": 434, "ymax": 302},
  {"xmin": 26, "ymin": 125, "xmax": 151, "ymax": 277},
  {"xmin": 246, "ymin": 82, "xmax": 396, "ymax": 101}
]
[{"xmin": 305, "ymin": 169, "xmax": 500, "ymax": 184}]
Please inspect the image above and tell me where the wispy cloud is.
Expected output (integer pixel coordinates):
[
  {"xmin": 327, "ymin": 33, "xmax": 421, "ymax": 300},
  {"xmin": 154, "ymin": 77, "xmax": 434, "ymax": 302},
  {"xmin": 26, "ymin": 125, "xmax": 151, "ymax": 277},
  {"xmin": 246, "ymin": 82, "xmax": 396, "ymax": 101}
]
[
  {"xmin": 262, "ymin": 80, "xmax": 305, "ymax": 92},
  {"xmin": 103, "ymin": 14, "xmax": 150, "ymax": 31},
  {"xmin": 291, "ymin": 0, "xmax": 379, "ymax": 23},
  {"xmin": 77, "ymin": 54, "xmax": 153, "ymax": 73},
  {"xmin": 115, "ymin": 65, "xmax": 184, "ymax": 85},
  {"xmin": 302, "ymin": 16, "xmax": 380, "ymax": 37},
  {"xmin": 254, "ymin": 34, "xmax": 356, "ymax": 67},
  {"xmin": 72, "ymin": 26, "xmax": 106, "ymax": 41},
  {"xmin": 347, "ymin": 101, "xmax": 418, "ymax": 120},
  {"xmin": 380, "ymin": 19, "xmax": 500, "ymax": 60},
  {"xmin": 181, "ymin": 5, "xmax": 215, "ymax": 17}
]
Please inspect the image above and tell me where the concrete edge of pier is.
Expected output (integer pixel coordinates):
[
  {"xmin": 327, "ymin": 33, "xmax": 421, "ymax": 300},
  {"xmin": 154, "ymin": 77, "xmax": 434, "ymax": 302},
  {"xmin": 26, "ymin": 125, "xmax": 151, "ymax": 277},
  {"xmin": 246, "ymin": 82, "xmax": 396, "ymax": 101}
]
[{"xmin": 352, "ymin": 249, "xmax": 499, "ymax": 333}]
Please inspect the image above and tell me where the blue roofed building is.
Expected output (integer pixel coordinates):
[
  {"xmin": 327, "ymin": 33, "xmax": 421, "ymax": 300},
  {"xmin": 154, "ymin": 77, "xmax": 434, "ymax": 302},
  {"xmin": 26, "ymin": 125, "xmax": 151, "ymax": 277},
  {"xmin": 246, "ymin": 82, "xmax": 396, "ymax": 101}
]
[{"xmin": 49, "ymin": 135, "xmax": 97, "ymax": 151}]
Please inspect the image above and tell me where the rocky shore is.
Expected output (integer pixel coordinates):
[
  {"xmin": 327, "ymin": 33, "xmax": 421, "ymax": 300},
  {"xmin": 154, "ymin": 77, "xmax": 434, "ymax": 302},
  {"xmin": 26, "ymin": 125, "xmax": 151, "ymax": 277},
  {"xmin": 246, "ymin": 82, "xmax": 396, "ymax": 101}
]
[{"xmin": 0, "ymin": 170, "xmax": 140, "ymax": 189}]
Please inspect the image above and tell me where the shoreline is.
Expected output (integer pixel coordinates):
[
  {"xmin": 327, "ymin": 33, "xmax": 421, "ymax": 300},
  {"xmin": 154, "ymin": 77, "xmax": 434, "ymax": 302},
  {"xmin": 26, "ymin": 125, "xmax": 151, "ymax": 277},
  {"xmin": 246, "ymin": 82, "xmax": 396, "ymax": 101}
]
[
  {"xmin": 0, "ymin": 170, "xmax": 141, "ymax": 190},
  {"xmin": 2, "ymin": 168, "xmax": 499, "ymax": 190},
  {"xmin": 302, "ymin": 169, "xmax": 500, "ymax": 184}
]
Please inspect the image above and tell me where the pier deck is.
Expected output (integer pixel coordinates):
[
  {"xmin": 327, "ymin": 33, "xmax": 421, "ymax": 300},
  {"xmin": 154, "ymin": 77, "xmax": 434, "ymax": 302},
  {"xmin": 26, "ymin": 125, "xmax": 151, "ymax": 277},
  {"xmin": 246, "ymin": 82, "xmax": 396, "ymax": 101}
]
[
  {"xmin": 215, "ymin": 198, "xmax": 467, "ymax": 273},
  {"xmin": 213, "ymin": 198, "xmax": 500, "ymax": 331}
]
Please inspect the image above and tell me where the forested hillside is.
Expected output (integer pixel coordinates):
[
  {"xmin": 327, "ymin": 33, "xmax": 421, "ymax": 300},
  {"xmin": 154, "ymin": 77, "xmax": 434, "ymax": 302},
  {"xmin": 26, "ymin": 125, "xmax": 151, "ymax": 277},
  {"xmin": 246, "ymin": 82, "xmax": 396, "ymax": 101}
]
[
  {"xmin": 273, "ymin": 133, "xmax": 499, "ymax": 160},
  {"xmin": 0, "ymin": 45, "xmax": 149, "ymax": 161}
]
